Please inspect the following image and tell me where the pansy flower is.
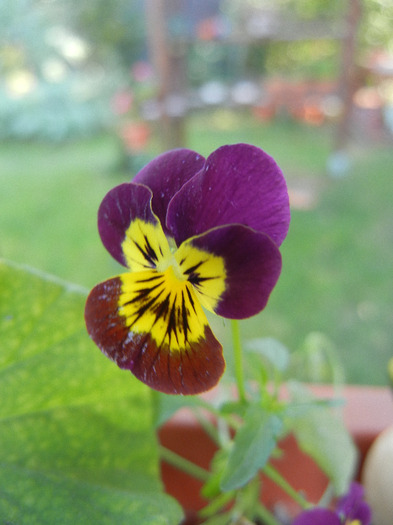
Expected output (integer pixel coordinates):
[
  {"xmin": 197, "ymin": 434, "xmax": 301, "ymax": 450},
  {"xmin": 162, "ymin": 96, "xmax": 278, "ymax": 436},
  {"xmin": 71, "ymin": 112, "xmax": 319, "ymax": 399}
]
[
  {"xmin": 85, "ymin": 144, "xmax": 290, "ymax": 395},
  {"xmin": 292, "ymin": 482, "xmax": 372, "ymax": 525}
]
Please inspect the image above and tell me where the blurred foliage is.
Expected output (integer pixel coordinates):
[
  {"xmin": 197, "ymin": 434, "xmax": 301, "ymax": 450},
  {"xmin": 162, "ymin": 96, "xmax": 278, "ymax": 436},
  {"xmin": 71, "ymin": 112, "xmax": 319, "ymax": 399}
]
[
  {"xmin": 1, "ymin": 0, "xmax": 393, "ymax": 140},
  {"xmin": 224, "ymin": 0, "xmax": 344, "ymax": 22},
  {"xmin": 0, "ymin": 0, "xmax": 125, "ymax": 140},
  {"xmin": 283, "ymin": 0, "xmax": 343, "ymax": 18},
  {"xmin": 64, "ymin": 0, "xmax": 146, "ymax": 67},
  {"xmin": 0, "ymin": 78, "xmax": 115, "ymax": 141},
  {"xmin": 360, "ymin": 0, "xmax": 393, "ymax": 50},
  {"xmin": 2, "ymin": 0, "xmax": 393, "ymax": 80},
  {"xmin": 264, "ymin": 40, "xmax": 340, "ymax": 79}
]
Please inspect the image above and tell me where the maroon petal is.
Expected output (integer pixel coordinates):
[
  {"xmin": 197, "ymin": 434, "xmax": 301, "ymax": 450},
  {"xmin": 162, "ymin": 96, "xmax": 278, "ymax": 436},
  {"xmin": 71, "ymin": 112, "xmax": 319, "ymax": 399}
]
[
  {"xmin": 97, "ymin": 182, "xmax": 158, "ymax": 267},
  {"xmin": 167, "ymin": 143, "xmax": 290, "ymax": 247},
  {"xmin": 84, "ymin": 276, "xmax": 225, "ymax": 395},
  {"xmin": 185, "ymin": 224, "xmax": 282, "ymax": 319},
  {"xmin": 133, "ymin": 148, "xmax": 205, "ymax": 236}
]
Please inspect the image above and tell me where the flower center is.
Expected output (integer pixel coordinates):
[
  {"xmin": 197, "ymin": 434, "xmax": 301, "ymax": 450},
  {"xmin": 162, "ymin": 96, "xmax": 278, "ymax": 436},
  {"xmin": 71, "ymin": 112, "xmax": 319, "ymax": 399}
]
[
  {"xmin": 156, "ymin": 252, "xmax": 186, "ymax": 282},
  {"xmin": 120, "ymin": 218, "xmax": 226, "ymax": 314}
]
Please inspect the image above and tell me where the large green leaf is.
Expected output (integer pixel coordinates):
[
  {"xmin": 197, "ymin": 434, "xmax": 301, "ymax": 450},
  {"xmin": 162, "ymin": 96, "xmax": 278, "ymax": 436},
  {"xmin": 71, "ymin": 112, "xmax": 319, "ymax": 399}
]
[{"xmin": 0, "ymin": 261, "xmax": 183, "ymax": 524}]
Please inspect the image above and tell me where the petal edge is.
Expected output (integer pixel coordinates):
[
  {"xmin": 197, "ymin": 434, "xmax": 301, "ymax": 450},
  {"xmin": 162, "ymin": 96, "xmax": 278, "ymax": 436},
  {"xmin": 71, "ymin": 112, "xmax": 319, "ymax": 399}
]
[
  {"xmin": 167, "ymin": 143, "xmax": 290, "ymax": 247},
  {"xmin": 187, "ymin": 224, "xmax": 282, "ymax": 319},
  {"xmin": 98, "ymin": 183, "xmax": 158, "ymax": 267},
  {"xmin": 133, "ymin": 148, "xmax": 205, "ymax": 236}
]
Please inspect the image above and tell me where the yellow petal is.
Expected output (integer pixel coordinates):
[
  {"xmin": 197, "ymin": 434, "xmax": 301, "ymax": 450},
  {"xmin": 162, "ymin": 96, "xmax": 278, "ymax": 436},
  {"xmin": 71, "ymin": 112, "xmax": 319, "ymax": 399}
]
[
  {"xmin": 175, "ymin": 239, "xmax": 226, "ymax": 314},
  {"xmin": 121, "ymin": 218, "xmax": 172, "ymax": 272}
]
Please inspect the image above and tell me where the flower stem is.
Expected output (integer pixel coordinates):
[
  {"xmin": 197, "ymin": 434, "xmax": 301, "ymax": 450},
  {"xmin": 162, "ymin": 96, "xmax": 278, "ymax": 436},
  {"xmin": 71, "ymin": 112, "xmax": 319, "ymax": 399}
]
[
  {"xmin": 254, "ymin": 503, "xmax": 282, "ymax": 525},
  {"xmin": 191, "ymin": 407, "xmax": 220, "ymax": 446},
  {"xmin": 159, "ymin": 445, "xmax": 210, "ymax": 483},
  {"xmin": 231, "ymin": 319, "xmax": 247, "ymax": 403},
  {"xmin": 263, "ymin": 463, "xmax": 310, "ymax": 509}
]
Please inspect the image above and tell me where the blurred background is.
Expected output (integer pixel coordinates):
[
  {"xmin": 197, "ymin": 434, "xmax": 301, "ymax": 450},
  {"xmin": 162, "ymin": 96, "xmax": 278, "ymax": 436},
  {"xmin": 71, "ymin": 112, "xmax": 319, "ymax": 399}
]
[{"xmin": 1, "ymin": 0, "xmax": 392, "ymax": 386}]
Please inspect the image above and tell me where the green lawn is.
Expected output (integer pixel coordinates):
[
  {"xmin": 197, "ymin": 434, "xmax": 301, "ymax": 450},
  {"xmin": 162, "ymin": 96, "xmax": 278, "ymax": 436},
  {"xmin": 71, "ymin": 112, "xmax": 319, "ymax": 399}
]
[{"xmin": 1, "ymin": 112, "xmax": 392, "ymax": 385}]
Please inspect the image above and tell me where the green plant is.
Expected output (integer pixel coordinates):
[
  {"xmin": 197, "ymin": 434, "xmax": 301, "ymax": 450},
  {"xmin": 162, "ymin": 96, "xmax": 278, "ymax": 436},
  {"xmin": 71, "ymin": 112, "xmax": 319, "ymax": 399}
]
[
  {"xmin": 0, "ymin": 259, "xmax": 360, "ymax": 524},
  {"xmin": 0, "ymin": 141, "xmax": 374, "ymax": 524}
]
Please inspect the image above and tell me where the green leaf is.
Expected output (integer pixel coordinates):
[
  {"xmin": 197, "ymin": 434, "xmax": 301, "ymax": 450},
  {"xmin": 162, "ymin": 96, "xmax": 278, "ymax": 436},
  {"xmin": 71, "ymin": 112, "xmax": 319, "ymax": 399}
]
[
  {"xmin": 153, "ymin": 390, "xmax": 205, "ymax": 428},
  {"xmin": 290, "ymin": 332, "xmax": 345, "ymax": 384},
  {"xmin": 220, "ymin": 405, "xmax": 282, "ymax": 492},
  {"xmin": 245, "ymin": 337, "xmax": 290, "ymax": 373},
  {"xmin": 286, "ymin": 381, "xmax": 358, "ymax": 495},
  {"xmin": 0, "ymin": 261, "xmax": 183, "ymax": 525}
]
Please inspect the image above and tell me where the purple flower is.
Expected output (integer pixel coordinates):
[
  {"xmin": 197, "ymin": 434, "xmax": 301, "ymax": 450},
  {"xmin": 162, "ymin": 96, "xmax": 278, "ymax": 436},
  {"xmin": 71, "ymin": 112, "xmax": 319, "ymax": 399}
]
[
  {"xmin": 84, "ymin": 144, "xmax": 290, "ymax": 395},
  {"xmin": 293, "ymin": 482, "xmax": 372, "ymax": 525}
]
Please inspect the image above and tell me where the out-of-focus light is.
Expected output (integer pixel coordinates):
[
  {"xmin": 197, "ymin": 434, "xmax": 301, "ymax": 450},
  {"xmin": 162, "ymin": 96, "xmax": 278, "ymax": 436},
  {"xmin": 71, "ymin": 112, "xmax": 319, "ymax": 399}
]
[
  {"xmin": 246, "ymin": 11, "xmax": 279, "ymax": 38},
  {"xmin": 354, "ymin": 87, "xmax": 382, "ymax": 109},
  {"xmin": 131, "ymin": 61, "xmax": 154, "ymax": 83},
  {"xmin": 211, "ymin": 108, "xmax": 238, "ymax": 130},
  {"xmin": 326, "ymin": 150, "xmax": 352, "ymax": 178},
  {"xmin": 199, "ymin": 81, "xmax": 228, "ymax": 105},
  {"xmin": 111, "ymin": 91, "xmax": 133, "ymax": 116},
  {"xmin": 119, "ymin": 122, "xmax": 150, "ymax": 152},
  {"xmin": 41, "ymin": 58, "xmax": 67, "ymax": 83},
  {"xmin": 62, "ymin": 37, "xmax": 88, "ymax": 62},
  {"xmin": 164, "ymin": 93, "xmax": 188, "ymax": 117},
  {"xmin": 196, "ymin": 16, "xmax": 231, "ymax": 40},
  {"xmin": 379, "ymin": 79, "xmax": 393, "ymax": 104},
  {"xmin": 301, "ymin": 100, "xmax": 325, "ymax": 126},
  {"xmin": 231, "ymin": 80, "xmax": 260, "ymax": 105},
  {"xmin": 6, "ymin": 69, "xmax": 36, "ymax": 97},
  {"xmin": 140, "ymin": 99, "xmax": 161, "ymax": 121},
  {"xmin": 321, "ymin": 95, "xmax": 343, "ymax": 118},
  {"xmin": 46, "ymin": 26, "xmax": 89, "ymax": 63}
]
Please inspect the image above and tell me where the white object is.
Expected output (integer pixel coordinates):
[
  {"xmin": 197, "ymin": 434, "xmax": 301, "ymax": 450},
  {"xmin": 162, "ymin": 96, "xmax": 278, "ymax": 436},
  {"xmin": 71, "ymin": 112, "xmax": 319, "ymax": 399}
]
[{"xmin": 363, "ymin": 424, "xmax": 393, "ymax": 525}]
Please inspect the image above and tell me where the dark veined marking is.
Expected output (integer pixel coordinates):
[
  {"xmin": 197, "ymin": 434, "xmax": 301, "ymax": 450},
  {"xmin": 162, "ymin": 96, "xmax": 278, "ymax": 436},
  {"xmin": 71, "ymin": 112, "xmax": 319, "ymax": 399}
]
[
  {"xmin": 122, "ymin": 277, "xmax": 166, "ymax": 327},
  {"xmin": 134, "ymin": 274, "xmax": 163, "ymax": 283},
  {"xmin": 185, "ymin": 286, "xmax": 197, "ymax": 315},
  {"xmin": 181, "ymin": 289, "xmax": 191, "ymax": 342},
  {"xmin": 183, "ymin": 259, "xmax": 221, "ymax": 288},
  {"xmin": 143, "ymin": 234, "xmax": 159, "ymax": 263},
  {"xmin": 133, "ymin": 236, "xmax": 159, "ymax": 268}
]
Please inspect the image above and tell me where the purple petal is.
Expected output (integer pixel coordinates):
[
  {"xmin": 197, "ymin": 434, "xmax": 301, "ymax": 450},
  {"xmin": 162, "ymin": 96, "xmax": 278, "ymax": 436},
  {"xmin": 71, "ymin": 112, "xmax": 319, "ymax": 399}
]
[
  {"xmin": 133, "ymin": 148, "xmax": 205, "ymax": 236},
  {"xmin": 167, "ymin": 144, "xmax": 290, "ymax": 247},
  {"xmin": 292, "ymin": 508, "xmax": 340, "ymax": 525},
  {"xmin": 352, "ymin": 502, "xmax": 372, "ymax": 525},
  {"xmin": 98, "ymin": 182, "xmax": 158, "ymax": 266},
  {"xmin": 186, "ymin": 224, "xmax": 282, "ymax": 319},
  {"xmin": 337, "ymin": 483, "xmax": 371, "ymax": 524}
]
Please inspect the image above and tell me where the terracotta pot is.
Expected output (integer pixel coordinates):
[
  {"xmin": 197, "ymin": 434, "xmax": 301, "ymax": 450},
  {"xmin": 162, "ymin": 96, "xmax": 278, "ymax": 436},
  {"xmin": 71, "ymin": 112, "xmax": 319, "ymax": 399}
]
[{"xmin": 158, "ymin": 385, "xmax": 393, "ymax": 523}]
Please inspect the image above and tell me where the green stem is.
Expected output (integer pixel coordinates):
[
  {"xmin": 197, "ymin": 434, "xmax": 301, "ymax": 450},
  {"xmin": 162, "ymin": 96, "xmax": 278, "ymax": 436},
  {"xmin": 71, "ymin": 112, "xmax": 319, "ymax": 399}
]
[
  {"xmin": 198, "ymin": 491, "xmax": 235, "ymax": 520},
  {"xmin": 159, "ymin": 445, "xmax": 210, "ymax": 483},
  {"xmin": 255, "ymin": 503, "xmax": 282, "ymax": 525},
  {"xmin": 264, "ymin": 463, "xmax": 310, "ymax": 510},
  {"xmin": 191, "ymin": 407, "xmax": 220, "ymax": 446},
  {"xmin": 231, "ymin": 319, "xmax": 247, "ymax": 403}
]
